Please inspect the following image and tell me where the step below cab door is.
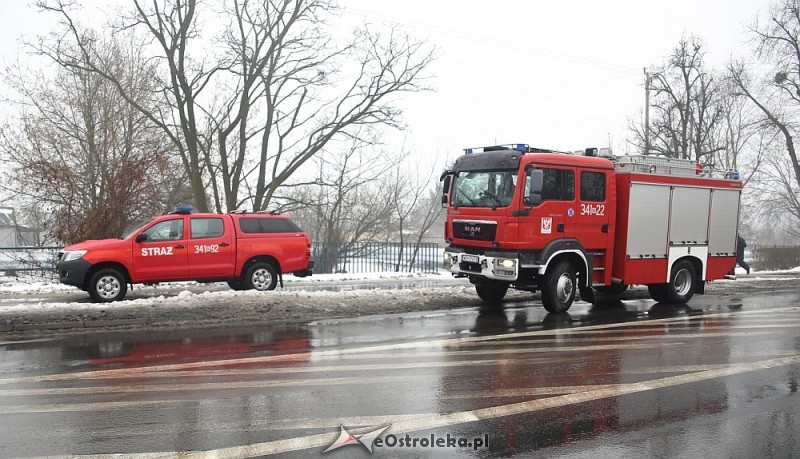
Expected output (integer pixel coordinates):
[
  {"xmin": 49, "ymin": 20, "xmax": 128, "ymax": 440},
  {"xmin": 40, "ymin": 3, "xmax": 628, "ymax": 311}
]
[{"xmin": 575, "ymin": 169, "xmax": 612, "ymax": 283}]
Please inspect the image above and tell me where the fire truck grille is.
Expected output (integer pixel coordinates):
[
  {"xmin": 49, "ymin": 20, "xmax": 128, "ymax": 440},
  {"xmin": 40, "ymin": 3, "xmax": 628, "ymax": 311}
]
[
  {"xmin": 459, "ymin": 261, "xmax": 482, "ymax": 273},
  {"xmin": 453, "ymin": 221, "xmax": 497, "ymax": 241}
]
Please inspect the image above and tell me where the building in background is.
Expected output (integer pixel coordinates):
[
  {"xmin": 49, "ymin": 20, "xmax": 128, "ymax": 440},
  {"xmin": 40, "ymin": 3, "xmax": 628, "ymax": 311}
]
[{"xmin": 0, "ymin": 207, "xmax": 38, "ymax": 247}]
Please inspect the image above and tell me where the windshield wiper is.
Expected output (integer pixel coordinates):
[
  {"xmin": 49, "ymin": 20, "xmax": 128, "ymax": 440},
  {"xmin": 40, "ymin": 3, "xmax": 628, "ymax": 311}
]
[
  {"xmin": 457, "ymin": 189, "xmax": 478, "ymax": 206},
  {"xmin": 481, "ymin": 190, "xmax": 502, "ymax": 206}
]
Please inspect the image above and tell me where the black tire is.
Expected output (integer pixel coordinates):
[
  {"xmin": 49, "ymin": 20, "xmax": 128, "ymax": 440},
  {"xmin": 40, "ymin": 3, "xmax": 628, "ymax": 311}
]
[
  {"xmin": 578, "ymin": 284, "xmax": 595, "ymax": 303},
  {"xmin": 541, "ymin": 260, "xmax": 577, "ymax": 313},
  {"xmin": 227, "ymin": 279, "xmax": 246, "ymax": 291},
  {"xmin": 475, "ymin": 283, "xmax": 508, "ymax": 305},
  {"xmin": 647, "ymin": 284, "xmax": 668, "ymax": 303},
  {"xmin": 595, "ymin": 283, "xmax": 628, "ymax": 295},
  {"xmin": 87, "ymin": 268, "xmax": 127, "ymax": 302},
  {"xmin": 243, "ymin": 262, "xmax": 278, "ymax": 291},
  {"xmin": 649, "ymin": 261, "xmax": 696, "ymax": 304}
]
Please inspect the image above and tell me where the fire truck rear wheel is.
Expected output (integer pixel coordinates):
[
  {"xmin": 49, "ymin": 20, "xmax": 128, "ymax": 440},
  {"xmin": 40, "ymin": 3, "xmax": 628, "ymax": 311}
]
[
  {"xmin": 87, "ymin": 268, "xmax": 128, "ymax": 302},
  {"xmin": 541, "ymin": 260, "xmax": 576, "ymax": 313},
  {"xmin": 648, "ymin": 261, "xmax": 696, "ymax": 304},
  {"xmin": 244, "ymin": 262, "xmax": 278, "ymax": 291},
  {"xmin": 475, "ymin": 283, "xmax": 508, "ymax": 305},
  {"xmin": 665, "ymin": 260, "xmax": 696, "ymax": 304}
]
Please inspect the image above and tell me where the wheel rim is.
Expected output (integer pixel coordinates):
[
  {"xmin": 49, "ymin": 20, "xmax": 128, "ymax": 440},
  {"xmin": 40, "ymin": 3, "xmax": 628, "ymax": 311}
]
[
  {"xmin": 673, "ymin": 268, "xmax": 692, "ymax": 296},
  {"xmin": 556, "ymin": 273, "xmax": 574, "ymax": 303},
  {"xmin": 251, "ymin": 268, "xmax": 273, "ymax": 290},
  {"xmin": 96, "ymin": 275, "xmax": 121, "ymax": 299}
]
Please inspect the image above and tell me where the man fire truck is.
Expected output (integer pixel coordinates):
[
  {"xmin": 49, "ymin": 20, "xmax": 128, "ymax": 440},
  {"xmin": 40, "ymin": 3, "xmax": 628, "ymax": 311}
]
[{"xmin": 440, "ymin": 144, "xmax": 742, "ymax": 313}]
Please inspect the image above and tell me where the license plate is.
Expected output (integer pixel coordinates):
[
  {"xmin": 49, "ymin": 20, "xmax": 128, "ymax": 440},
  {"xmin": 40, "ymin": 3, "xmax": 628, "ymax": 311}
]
[{"xmin": 461, "ymin": 254, "xmax": 480, "ymax": 264}]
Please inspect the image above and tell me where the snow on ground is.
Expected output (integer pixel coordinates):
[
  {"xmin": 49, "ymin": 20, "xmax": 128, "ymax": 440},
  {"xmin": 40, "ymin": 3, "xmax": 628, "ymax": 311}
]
[
  {"xmin": 0, "ymin": 270, "xmax": 471, "ymax": 315},
  {"xmin": 1, "ymin": 267, "xmax": 798, "ymax": 334}
]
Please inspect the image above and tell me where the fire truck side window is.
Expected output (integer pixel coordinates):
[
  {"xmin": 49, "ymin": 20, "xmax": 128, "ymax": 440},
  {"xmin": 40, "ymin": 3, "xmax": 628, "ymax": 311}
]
[
  {"xmin": 580, "ymin": 171, "xmax": 606, "ymax": 202},
  {"xmin": 538, "ymin": 168, "xmax": 574, "ymax": 201}
]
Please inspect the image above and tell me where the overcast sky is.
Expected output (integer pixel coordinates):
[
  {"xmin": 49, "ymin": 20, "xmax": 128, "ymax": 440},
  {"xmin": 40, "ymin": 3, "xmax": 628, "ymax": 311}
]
[{"xmin": 1, "ymin": 0, "xmax": 769, "ymax": 166}]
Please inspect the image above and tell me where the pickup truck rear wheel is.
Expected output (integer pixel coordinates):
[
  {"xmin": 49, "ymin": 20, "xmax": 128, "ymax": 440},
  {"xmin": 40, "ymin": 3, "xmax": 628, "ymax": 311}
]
[
  {"xmin": 227, "ymin": 279, "xmax": 245, "ymax": 291},
  {"xmin": 244, "ymin": 262, "xmax": 278, "ymax": 291},
  {"xmin": 87, "ymin": 268, "xmax": 127, "ymax": 302}
]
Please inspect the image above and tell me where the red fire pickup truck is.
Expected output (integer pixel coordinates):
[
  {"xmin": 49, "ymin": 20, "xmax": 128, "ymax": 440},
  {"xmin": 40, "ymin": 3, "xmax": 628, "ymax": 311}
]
[{"xmin": 56, "ymin": 207, "xmax": 314, "ymax": 302}]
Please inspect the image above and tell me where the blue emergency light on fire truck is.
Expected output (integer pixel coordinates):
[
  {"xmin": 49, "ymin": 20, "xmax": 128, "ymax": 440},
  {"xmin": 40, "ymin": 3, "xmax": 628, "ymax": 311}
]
[{"xmin": 440, "ymin": 143, "xmax": 742, "ymax": 313}]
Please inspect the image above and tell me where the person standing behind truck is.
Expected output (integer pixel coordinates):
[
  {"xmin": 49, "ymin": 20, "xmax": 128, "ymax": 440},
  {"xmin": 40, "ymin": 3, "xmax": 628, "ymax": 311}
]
[{"xmin": 737, "ymin": 234, "xmax": 750, "ymax": 275}]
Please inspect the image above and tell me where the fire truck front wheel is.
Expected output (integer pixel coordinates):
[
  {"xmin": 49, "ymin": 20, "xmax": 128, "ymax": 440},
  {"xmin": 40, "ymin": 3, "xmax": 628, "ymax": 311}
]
[
  {"xmin": 475, "ymin": 283, "xmax": 509, "ymax": 305},
  {"xmin": 541, "ymin": 260, "xmax": 577, "ymax": 313},
  {"xmin": 243, "ymin": 262, "xmax": 279, "ymax": 291}
]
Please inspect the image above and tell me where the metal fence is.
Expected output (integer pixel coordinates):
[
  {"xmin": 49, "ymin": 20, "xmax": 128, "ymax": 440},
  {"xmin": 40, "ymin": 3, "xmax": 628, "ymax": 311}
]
[
  {"xmin": 0, "ymin": 246, "xmax": 61, "ymax": 273},
  {"xmin": 311, "ymin": 242, "xmax": 441, "ymax": 274},
  {"xmin": 0, "ymin": 243, "xmax": 442, "ymax": 275}
]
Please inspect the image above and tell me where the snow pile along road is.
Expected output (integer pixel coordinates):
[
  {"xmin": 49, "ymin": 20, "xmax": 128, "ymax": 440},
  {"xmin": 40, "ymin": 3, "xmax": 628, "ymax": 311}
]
[{"xmin": 0, "ymin": 269, "xmax": 798, "ymax": 335}]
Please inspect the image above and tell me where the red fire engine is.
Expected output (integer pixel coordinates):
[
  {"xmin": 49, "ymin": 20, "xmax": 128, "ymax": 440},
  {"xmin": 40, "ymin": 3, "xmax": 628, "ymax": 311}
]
[{"xmin": 440, "ymin": 144, "xmax": 742, "ymax": 313}]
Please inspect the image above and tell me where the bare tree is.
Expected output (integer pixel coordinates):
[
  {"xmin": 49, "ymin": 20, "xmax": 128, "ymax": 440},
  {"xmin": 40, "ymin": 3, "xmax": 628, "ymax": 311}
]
[
  {"xmin": 732, "ymin": 1, "xmax": 800, "ymax": 192},
  {"xmin": 36, "ymin": 0, "xmax": 434, "ymax": 214},
  {"xmin": 630, "ymin": 36, "xmax": 726, "ymax": 162},
  {"xmin": 386, "ymin": 155, "xmax": 444, "ymax": 272},
  {"xmin": 0, "ymin": 32, "xmax": 183, "ymax": 244},
  {"xmin": 725, "ymin": 1, "xmax": 800, "ymax": 240},
  {"xmin": 279, "ymin": 139, "xmax": 398, "ymax": 273}
]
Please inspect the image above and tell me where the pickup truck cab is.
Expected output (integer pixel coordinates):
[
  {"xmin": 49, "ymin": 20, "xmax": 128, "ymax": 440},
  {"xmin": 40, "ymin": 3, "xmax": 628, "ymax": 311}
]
[{"xmin": 56, "ymin": 207, "xmax": 314, "ymax": 302}]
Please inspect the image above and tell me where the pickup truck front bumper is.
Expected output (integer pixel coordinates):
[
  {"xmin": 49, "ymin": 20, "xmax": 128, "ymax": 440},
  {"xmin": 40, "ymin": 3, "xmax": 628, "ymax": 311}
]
[{"xmin": 56, "ymin": 258, "xmax": 92, "ymax": 288}]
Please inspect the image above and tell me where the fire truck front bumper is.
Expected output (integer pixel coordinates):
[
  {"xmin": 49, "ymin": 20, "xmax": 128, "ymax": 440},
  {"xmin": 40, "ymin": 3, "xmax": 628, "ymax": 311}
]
[{"xmin": 443, "ymin": 248, "xmax": 519, "ymax": 281}]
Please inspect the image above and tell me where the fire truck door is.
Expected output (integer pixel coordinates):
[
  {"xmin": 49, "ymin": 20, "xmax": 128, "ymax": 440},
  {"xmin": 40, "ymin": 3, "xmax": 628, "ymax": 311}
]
[
  {"xmin": 520, "ymin": 167, "xmax": 575, "ymax": 241},
  {"xmin": 575, "ymin": 170, "xmax": 610, "ymax": 282},
  {"xmin": 132, "ymin": 217, "xmax": 190, "ymax": 281}
]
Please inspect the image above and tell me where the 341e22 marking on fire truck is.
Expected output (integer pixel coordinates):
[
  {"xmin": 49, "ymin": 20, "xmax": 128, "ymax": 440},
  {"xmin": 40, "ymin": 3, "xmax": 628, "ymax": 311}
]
[{"xmin": 580, "ymin": 204, "xmax": 605, "ymax": 216}]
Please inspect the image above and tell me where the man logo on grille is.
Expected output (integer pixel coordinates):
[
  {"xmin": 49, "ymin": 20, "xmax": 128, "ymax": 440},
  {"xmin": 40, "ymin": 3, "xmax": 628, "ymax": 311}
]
[{"xmin": 323, "ymin": 425, "xmax": 390, "ymax": 453}]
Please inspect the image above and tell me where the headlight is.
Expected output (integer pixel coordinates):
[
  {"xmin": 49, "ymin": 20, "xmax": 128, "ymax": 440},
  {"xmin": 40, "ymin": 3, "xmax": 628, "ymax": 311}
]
[
  {"xmin": 62, "ymin": 250, "xmax": 87, "ymax": 262},
  {"xmin": 443, "ymin": 252, "xmax": 452, "ymax": 266},
  {"xmin": 496, "ymin": 258, "xmax": 516, "ymax": 268}
]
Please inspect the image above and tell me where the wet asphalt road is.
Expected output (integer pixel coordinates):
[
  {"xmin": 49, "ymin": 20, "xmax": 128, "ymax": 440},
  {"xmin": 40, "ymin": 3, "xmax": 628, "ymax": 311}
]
[{"xmin": 0, "ymin": 290, "xmax": 799, "ymax": 458}]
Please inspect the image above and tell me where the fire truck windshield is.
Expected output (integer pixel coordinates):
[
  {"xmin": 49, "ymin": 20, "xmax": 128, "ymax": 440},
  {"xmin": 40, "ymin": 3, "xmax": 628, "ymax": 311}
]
[{"xmin": 452, "ymin": 170, "xmax": 517, "ymax": 208}]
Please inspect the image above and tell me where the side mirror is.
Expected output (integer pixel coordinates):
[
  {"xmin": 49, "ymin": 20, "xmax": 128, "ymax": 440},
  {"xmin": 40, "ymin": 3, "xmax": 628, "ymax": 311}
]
[
  {"xmin": 135, "ymin": 233, "xmax": 149, "ymax": 243},
  {"xmin": 441, "ymin": 174, "xmax": 453, "ymax": 207},
  {"xmin": 527, "ymin": 169, "xmax": 543, "ymax": 206}
]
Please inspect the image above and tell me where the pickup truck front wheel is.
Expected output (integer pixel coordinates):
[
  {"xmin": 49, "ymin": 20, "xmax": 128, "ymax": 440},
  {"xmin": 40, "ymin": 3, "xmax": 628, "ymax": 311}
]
[
  {"xmin": 88, "ymin": 268, "xmax": 128, "ymax": 302},
  {"xmin": 244, "ymin": 262, "xmax": 278, "ymax": 291}
]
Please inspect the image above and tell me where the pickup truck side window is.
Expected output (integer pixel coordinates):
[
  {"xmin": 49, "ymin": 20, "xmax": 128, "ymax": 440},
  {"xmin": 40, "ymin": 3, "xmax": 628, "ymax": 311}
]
[
  {"xmin": 239, "ymin": 217, "xmax": 302, "ymax": 233},
  {"xmin": 142, "ymin": 219, "xmax": 184, "ymax": 241},
  {"xmin": 190, "ymin": 218, "xmax": 224, "ymax": 239}
]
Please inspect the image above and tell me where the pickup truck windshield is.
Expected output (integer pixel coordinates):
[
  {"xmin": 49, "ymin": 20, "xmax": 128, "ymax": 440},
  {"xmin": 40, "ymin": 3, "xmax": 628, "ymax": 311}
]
[{"xmin": 452, "ymin": 170, "xmax": 517, "ymax": 208}]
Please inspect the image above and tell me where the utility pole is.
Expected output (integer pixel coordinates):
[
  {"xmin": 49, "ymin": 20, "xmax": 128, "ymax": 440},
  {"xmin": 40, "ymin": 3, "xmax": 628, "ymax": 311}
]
[{"xmin": 644, "ymin": 67, "xmax": 651, "ymax": 156}]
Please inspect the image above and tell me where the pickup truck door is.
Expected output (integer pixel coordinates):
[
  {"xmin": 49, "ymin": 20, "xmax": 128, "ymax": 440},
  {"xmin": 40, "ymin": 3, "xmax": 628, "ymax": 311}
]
[
  {"xmin": 188, "ymin": 216, "xmax": 235, "ymax": 277},
  {"xmin": 132, "ymin": 217, "xmax": 190, "ymax": 281}
]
